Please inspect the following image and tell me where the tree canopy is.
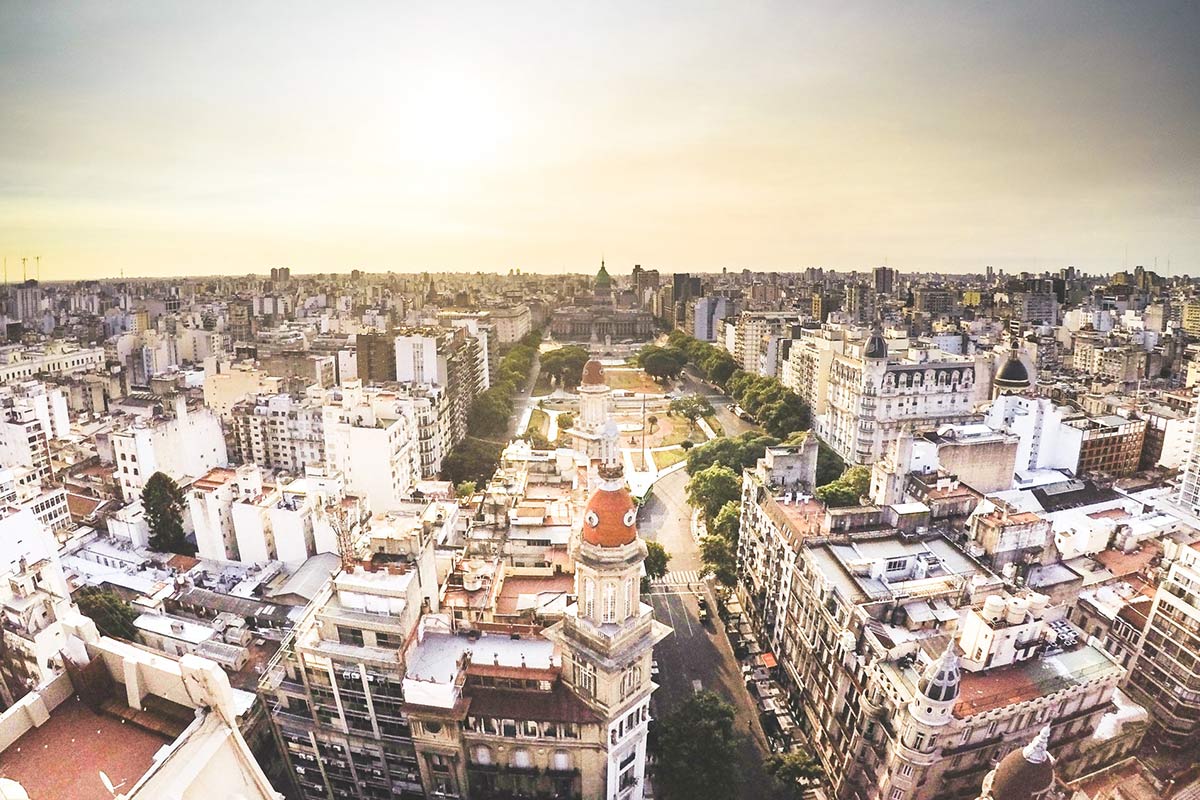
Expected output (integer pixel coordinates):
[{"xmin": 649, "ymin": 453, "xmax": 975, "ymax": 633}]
[
  {"xmin": 644, "ymin": 541, "xmax": 671, "ymax": 581},
  {"xmin": 442, "ymin": 437, "xmax": 503, "ymax": 486},
  {"xmin": 685, "ymin": 431, "xmax": 779, "ymax": 475},
  {"xmin": 650, "ymin": 691, "xmax": 740, "ymax": 800},
  {"xmin": 765, "ymin": 750, "xmax": 825, "ymax": 799},
  {"xmin": 815, "ymin": 465, "xmax": 872, "ymax": 507},
  {"xmin": 686, "ymin": 464, "xmax": 741, "ymax": 522},
  {"xmin": 539, "ymin": 345, "xmax": 590, "ymax": 388},
  {"xmin": 74, "ymin": 586, "xmax": 139, "ymax": 640},
  {"xmin": 638, "ymin": 345, "xmax": 688, "ymax": 383},
  {"xmin": 669, "ymin": 393, "xmax": 713, "ymax": 424},
  {"xmin": 143, "ymin": 472, "xmax": 193, "ymax": 556}
]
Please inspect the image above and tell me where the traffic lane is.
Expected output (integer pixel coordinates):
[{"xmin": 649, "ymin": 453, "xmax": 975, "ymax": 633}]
[
  {"xmin": 649, "ymin": 583, "xmax": 775, "ymax": 799},
  {"xmin": 677, "ymin": 370, "xmax": 760, "ymax": 437},
  {"xmin": 638, "ymin": 471, "xmax": 700, "ymax": 572}
]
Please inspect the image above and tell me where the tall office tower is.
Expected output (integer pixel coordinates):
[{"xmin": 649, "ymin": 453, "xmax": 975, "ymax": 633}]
[{"xmin": 873, "ymin": 265, "xmax": 896, "ymax": 295}]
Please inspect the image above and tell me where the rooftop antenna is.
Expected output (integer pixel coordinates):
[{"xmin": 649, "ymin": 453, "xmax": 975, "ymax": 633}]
[
  {"xmin": 36, "ymin": 255, "xmax": 40, "ymax": 281},
  {"xmin": 22, "ymin": 257, "xmax": 27, "ymax": 282}
]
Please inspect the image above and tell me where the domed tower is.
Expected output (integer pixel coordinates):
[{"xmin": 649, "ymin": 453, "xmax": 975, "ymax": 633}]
[
  {"xmin": 864, "ymin": 317, "xmax": 889, "ymax": 362},
  {"xmin": 977, "ymin": 726, "xmax": 1057, "ymax": 800},
  {"xmin": 887, "ymin": 643, "xmax": 962, "ymax": 799},
  {"xmin": 573, "ymin": 357, "xmax": 615, "ymax": 462},
  {"xmin": 593, "ymin": 260, "xmax": 614, "ymax": 308},
  {"xmin": 545, "ymin": 455, "xmax": 672, "ymax": 799},
  {"xmin": 993, "ymin": 339, "xmax": 1032, "ymax": 399},
  {"xmin": 908, "ymin": 641, "xmax": 961, "ymax": 726}
]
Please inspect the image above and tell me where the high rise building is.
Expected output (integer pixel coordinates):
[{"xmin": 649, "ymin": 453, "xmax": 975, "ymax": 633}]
[
  {"xmin": 1125, "ymin": 537, "xmax": 1200, "ymax": 748},
  {"xmin": 873, "ymin": 265, "xmax": 896, "ymax": 296}
]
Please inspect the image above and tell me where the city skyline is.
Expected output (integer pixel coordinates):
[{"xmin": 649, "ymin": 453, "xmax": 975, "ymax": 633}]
[{"xmin": 2, "ymin": 2, "xmax": 1198, "ymax": 280}]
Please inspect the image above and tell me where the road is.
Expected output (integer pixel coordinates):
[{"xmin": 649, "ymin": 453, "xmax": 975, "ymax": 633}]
[
  {"xmin": 507, "ymin": 356, "xmax": 543, "ymax": 440},
  {"xmin": 640, "ymin": 467, "xmax": 774, "ymax": 799},
  {"xmin": 677, "ymin": 368, "xmax": 760, "ymax": 438}
]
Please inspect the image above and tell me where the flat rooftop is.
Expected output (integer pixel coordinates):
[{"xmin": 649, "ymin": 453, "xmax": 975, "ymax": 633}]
[
  {"xmin": 0, "ymin": 695, "xmax": 182, "ymax": 800},
  {"xmin": 407, "ymin": 632, "xmax": 555, "ymax": 685},
  {"xmin": 495, "ymin": 574, "xmax": 574, "ymax": 616},
  {"xmin": 953, "ymin": 643, "xmax": 1121, "ymax": 717}
]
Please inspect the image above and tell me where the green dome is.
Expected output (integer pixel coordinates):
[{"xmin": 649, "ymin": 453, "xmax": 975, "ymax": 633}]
[{"xmin": 595, "ymin": 262, "xmax": 612, "ymax": 288}]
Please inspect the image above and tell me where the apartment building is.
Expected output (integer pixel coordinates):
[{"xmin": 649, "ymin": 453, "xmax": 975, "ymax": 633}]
[
  {"xmin": 232, "ymin": 391, "xmax": 327, "ymax": 474},
  {"xmin": 1125, "ymin": 537, "xmax": 1200, "ymax": 748},
  {"xmin": 260, "ymin": 524, "xmax": 442, "ymax": 800},
  {"xmin": 395, "ymin": 327, "xmax": 484, "ymax": 452},
  {"xmin": 1068, "ymin": 414, "xmax": 1146, "ymax": 478},
  {"xmin": 815, "ymin": 324, "xmax": 993, "ymax": 465},
  {"xmin": 726, "ymin": 311, "xmax": 805, "ymax": 377},
  {"xmin": 0, "ymin": 342, "xmax": 105, "ymax": 384},
  {"xmin": 323, "ymin": 381, "xmax": 421, "ymax": 513},
  {"xmin": 736, "ymin": 474, "xmax": 1145, "ymax": 800},
  {"xmin": 109, "ymin": 393, "xmax": 228, "ymax": 501}
]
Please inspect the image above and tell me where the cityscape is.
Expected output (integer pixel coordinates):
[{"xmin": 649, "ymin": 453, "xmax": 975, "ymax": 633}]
[{"xmin": 1, "ymin": 4, "xmax": 1199, "ymax": 800}]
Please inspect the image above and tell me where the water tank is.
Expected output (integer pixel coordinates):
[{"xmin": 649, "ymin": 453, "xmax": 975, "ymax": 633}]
[
  {"xmin": 1006, "ymin": 597, "xmax": 1029, "ymax": 625},
  {"xmin": 982, "ymin": 595, "xmax": 1007, "ymax": 623},
  {"xmin": 1027, "ymin": 593, "xmax": 1049, "ymax": 619}
]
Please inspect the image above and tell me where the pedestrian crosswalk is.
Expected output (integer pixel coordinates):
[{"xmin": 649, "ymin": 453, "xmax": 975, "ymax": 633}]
[{"xmin": 655, "ymin": 569, "xmax": 705, "ymax": 585}]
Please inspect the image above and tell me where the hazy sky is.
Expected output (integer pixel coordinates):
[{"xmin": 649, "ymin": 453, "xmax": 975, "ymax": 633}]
[{"xmin": 1, "ymin": 2, "xmax": 1198, "ymax": 280}]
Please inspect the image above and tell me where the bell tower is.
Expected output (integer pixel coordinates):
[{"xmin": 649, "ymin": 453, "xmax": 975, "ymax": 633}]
[{"xmin": 545, "ymin": 457, "xmax": 671, "ymax": 799}]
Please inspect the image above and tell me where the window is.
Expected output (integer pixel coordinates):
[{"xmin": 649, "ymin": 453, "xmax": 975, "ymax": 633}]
[
  {"xmin": 603, "ymin": 582, "xmax": 617, "ymax": 623},
  {"xmin": 620, "ymin": 664, "xmax": 642, "ymax": 699},
  {"xmin": 899, "ymin": 763, "xmax": 914, "ymax": 778},
  {"xmin": 625, "ymin": 578, "xmax": 636, "ymax": 618},
  {"xmin": 472, "ymin": 745, "xmax": 492, "ymax": 765},
  {"xmin": 584, "ymin": 578, "xmax": 595, "ymax": 618},
  {"xmin": 511, "ymin": 748, "xmax": 533, "ymax": 769},
  {"xmin": 890, "ymin": 790, "xmax": 905, "ymax": 800},
  {"xmin": 574, "ymin": 658, "xmax": 596, "ymax": 697}
]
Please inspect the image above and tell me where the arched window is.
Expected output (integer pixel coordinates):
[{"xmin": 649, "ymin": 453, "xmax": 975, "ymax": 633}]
[
  {"xmin": 511, "ymin": 748, "xmax": 533, "ymax": 769},
  {"xmin": 624, "ymin": 578, "xmax": 636, "ymax": 618},
  {"xmin": 583, "ymin": 578, "xmax": 595, "ymax": 618},
  {"xmin": 473, "ymin": 745, "xmax": 493, "ymax": 765},
  {"xmin": 551, "ymin": 750, "xmax": 572, "ymax": 772},
  {"xmin": 603, "ymin": 582, "xmax": 617, "ymax": 623}
]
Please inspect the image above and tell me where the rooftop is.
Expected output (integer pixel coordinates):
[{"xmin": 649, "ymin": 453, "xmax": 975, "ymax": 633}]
[
  {"xmin": 952, "ymin": 643, "xmax": 1121, "ymax": 717},
  {"xmin": 0, "ymin": 694, "xmax": 185, "ymax": 800}
]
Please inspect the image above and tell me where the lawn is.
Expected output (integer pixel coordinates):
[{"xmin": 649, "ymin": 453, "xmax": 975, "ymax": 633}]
[
  {"xmin": 653, "ymin": 448, "xmax": 688, "ymax": 470},
  {"xmin": 605, "ymin": 369, "xmax": 664, "ymax": 394},
  {"xmin": 532, "ymin": 371, "xmax": 555, "ymax": 395}
]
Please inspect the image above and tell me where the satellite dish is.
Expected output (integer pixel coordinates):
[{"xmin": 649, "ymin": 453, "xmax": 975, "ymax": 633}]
[{"xmin": 99, "ymin": 771, "xmax": 125, "ymax": 796}]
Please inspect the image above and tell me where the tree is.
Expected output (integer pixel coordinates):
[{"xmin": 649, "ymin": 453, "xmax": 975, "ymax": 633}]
[
  {"xmin": 557, "ymin": 412, "xmax": 575, "ymax": 430},
  {"xmin": 686, "ymin": 432, "xmax": 779, "ymax": 475},
  {"xmin": 765, "ymin": 750, "xmax": 825, "ymax": 799},
  {"xmin": 467, "ymin": 387, "xmax": 513, "ymax": 437},
  {"xmin": 669, "ymin": 393, "xmax": 713, "ymax": 426},
  {"xmin": 651, "ymin": 691, "xmax": 739, "ymax": 800},
  {"xmin": 639, "ymin": 346, "xmax": 687, "ymax": 383},
  {"xmin": 75, "ymin": 586, "xmax": 139, "ymax": 640},
  {"xmin": 646, "ymin": 414, "xmax": 658, "ymax": 434},
  {"xmin": 815, "ymin": 465, "xmax": 872, "ymax": 508},
  {"xmin": 539, "ymin": 345, "xmax": 590, "ymax": 388},
  {"xmin": 442, "ymin": 438, "xmax": 503, "ymax": 485},
  {"xmin": 644, "ymin": 541, "xmax": 671, "ymax": 581},
  {"xmin": 686, "ymin": 464, "xmax": 741, "ymax": 522},
  {"xmin": 455, "ymin": 481, "xmax": 477, "ymax": 499},
  {"xmin": 701, "ymin": 534, "xmax": 738, "ymax": 586},
  {"xmin": 143, "ymin": 472, "xmax": 193, "ymax": 556},
  {"xmin": 710, "ymin": 501, "xmax": 741, "ymax": 544}
]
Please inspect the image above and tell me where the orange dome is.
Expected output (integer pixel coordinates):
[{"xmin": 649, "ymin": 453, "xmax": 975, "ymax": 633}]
[
  {"xmin": 581, "ymin": 484, "xmax": 638, "ymax": 547},
  {"xmin": 581, "ymin": 359, "xmax": 605, "ymax": 386}
]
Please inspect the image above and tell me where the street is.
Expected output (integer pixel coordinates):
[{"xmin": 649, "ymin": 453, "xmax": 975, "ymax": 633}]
[
  {"xmin": 677, "ymin": 368, "xmax": 759, "ymax": 438},
  {"xmin": 640, "ymin": 467, "xmax": 774, "ymax": 799}
]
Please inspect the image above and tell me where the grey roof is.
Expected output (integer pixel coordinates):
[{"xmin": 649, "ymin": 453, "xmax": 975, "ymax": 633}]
[{"xmin": 269, "ymin": 552, "xmax": 341, "ymax": 603}]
